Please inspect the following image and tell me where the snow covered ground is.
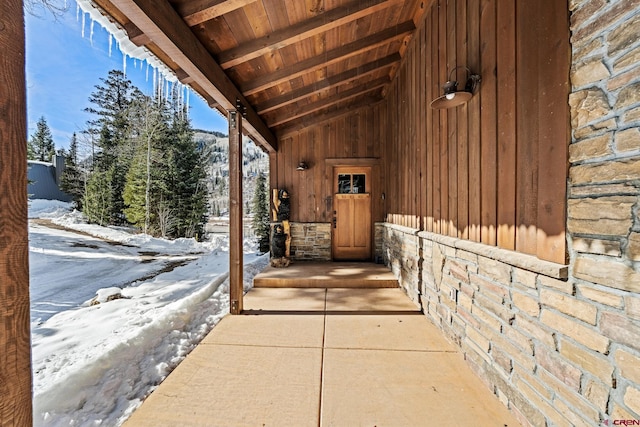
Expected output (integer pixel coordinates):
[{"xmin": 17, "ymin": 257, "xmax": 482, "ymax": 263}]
[{"xmin": 28, "ymin": 200, "xmax": 269, "ymax": 426}]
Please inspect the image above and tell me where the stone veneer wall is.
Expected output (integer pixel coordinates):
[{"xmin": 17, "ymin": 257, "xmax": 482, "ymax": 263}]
[
  {"xmin": 288, "ymin": 222, "xmax": 331, "ymax": 261},
  {"xmin": 380, "ymin": 3, "xmax": 640, "ymax": 425}
]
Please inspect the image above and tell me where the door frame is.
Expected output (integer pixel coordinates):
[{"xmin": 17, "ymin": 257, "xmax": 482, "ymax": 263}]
[{"xmin": 325, "ymin": 158, "xmax": 380, "ymax": 261}]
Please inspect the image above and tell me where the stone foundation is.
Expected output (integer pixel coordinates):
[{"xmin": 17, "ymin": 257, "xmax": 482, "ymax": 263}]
[
  {"xmin": 288, "ymin": 222, "xmax": 331, "ymax": 261},
  {"xmin": 382, "ymin": 219, "xmax": 640, "ymax": 426}
]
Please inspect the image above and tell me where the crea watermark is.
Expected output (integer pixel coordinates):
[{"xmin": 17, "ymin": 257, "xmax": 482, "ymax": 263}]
[{"xmin": 603, "ymin": 419, "xmax": 640, "ymax": 426}]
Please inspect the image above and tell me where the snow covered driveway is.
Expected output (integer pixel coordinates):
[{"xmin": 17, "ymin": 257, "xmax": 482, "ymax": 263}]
[{"xmin": 28, "ymin": 200, "xmax": 268, "ymax": 426}]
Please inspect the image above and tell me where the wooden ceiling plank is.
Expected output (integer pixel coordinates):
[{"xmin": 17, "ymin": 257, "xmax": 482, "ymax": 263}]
[
  {"xmin": 267, "ymin": 78, "xmax": 389, "ymax": 127},
  {"xmin": 256, "ymin": 53, "xmax": 399, "ymax": 114},
  {"xmin": 241, "ymin": 20, "xmax": 415, "ymax": 96},
  {"xmin": 177, "ymin": 0, "xmax": 257, "ymax": 27},
  {"xmin": 218, "ymin": 0, "xmax": 403, "ymax": 69},
  {"xmin": 276, "ymin": 95, "xmax": 383, "ymax": 137},
  {"xmin": 98, "ymin": 0, "xmax": 276, "ymax": 151}
]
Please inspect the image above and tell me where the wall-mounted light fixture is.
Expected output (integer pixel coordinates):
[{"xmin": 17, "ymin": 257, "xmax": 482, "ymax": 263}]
[
  {"xmin": 296, "ymin": 161, "xmax": 309, "ymax": 171},
  {"xmin": 430, "ymin": 66, "xmax": 481, "ymax": 109}
]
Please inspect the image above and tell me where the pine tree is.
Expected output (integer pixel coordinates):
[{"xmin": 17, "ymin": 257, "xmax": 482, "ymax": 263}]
[
  {"xmin": 60, "ymin": 133, "xmax": 85, "ymax": 209},
  {"xmin": 165, "ymin": 98, "xmax": 209, "ymax": 239},
  {"xmin": 83, "ymin": 169, "xmax": 112, "ymax": 226},
  {"xmin": 123, "ymin": 150, "xmax": 148, "ymax": 230},
  {"xmin": 28, "ymin": 116, "xmax": 55, "ymax": 161},
  {"xmin": 123, "ymin": 92, "xmax": 167, "ymax": 234},
  {"xmin": 83, "ymin": 70, "xmax": 136, "ymax": 225},
  {"xmin": 252, "ymin": 172, "xmax": 270, "ymax": 252}
]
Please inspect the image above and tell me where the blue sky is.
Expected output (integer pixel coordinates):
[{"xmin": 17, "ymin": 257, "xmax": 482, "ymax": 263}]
[{"xmin": 25, "ymin": 2, "xmax": 228, "ymax": 150}]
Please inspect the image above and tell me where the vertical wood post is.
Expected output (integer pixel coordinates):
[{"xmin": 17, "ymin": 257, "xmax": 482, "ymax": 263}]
[
  {"xmin": 228, "ymin": 109, "xmax": 243, "ymax": 314},
  {"xmin": 0, "ymin": 0, "xmax": 33, "ymax": 424}
]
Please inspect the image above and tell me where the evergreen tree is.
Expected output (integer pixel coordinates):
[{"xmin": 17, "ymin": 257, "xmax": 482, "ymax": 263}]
[
  {"xmin": 83, "ymin": 169, "xmax": 112, "ymax": 226},
  {"xmin": 165, "ymin": 98, "xmax": 209, "ymax": 239},
  {"xmin": 123, "ymin": 92, "xmax": 167, "ymax": 234},
  {"xmin": 28, "ymin": 116, "xmax": 55, "ymax": 161},
  {"xmin": 123, "ymin": 150, "xmax": 148, "ymax": 230},
  {"xmin": 252, "ymin": 172, "xmax": 270, "ymax": 252},
  {"xmin": 60, "ymin": 132, "xmax": 84, "ymax": 209},
  {"xmin": 83, "ymin": 70, "xmax": 136, "ymax": 225}
]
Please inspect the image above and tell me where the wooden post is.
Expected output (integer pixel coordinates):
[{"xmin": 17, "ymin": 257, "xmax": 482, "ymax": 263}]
[
  {"xmin": 0, "ymin": 0, "xmax": 33, "ymax": 424},
  {"xmin": 228, "ymin": 109, "xmax": 243, "ymax": 314}
]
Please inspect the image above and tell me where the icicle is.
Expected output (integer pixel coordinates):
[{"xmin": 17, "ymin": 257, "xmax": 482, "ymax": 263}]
[
  {"xmin": 186, "ymin": 89, "xmax": 190, "ymax": 114},
  {"xmin": 89, "ymin": 19, "xmax": 95, "ymax": 46},
  {"xmin": 123, "ymin": 53, "xmax": 127, "ymax": 76},
  {"xmin": 81, "ymin": 12, "xmax": 86, "ymax": 38},
  {"xmin": 76, "ymin": 3, "xmax": 80, "ymax": 22},
  {"xmin": 108, "ymin": 33, "xmax": 113, "ymax": 57},
  {"xmin": 145, "ymin": 61, "xmax": 150, "ymax": 81}
]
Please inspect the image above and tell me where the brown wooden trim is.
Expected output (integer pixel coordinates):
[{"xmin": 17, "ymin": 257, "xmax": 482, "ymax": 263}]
[
  {"xmin": 275, "ymin": 97, "xmax": 384, "ymax": 137},
  {"xmin": 240, "ymin": 21, "xmax": 416, "ymax": 96},
  {"xmin": 177, "ymin": 0, "xmax": 257, "ymax": 27},
  {"xmin": 325, "ymin": 157, "xmax": 381, "ymax": 166},
  {"xmin": 97, "ymin": 0, "xmax": 277, "ymax": 152},
  {"xmin": 266, "ymin": 79, "xmax": 388, "ymax": 127},
  {"xmin": 228, "ymin": 110, "xmax": 243, "ymax": 314},
  {"xmin": 0, "ymin": 0, "xmax": 32, "ymax": 423},
  {"xmin": 496, "ymin": 0, "xmax": 516, "ymax": 250},
  {"xmin": 218, "ymin": 0, "xmax": 403, "ymax": 69},
  {"xmin": 255, "ymin": 54, "xmax": 398, "ymax": 114}
]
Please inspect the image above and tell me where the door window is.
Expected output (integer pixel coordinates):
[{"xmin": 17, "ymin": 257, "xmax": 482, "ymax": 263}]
[{"xmin": 337, "ymin": 173, "xmax": 366, "ymax": 194}]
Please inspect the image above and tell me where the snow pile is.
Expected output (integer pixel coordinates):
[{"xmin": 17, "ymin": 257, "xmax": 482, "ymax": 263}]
[{"xmin": 29, "ymin": 200, "xmax": 268, "ymax": 426}]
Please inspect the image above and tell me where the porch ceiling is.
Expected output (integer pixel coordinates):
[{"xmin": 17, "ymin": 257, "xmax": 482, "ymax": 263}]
[{"xmin": 90, "ymin": 0, "xmax": 425, "ymax": 152}]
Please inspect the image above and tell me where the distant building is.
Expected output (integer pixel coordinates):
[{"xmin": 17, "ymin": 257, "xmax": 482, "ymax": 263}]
[{"xmin": 27, "ymin": 155, "xmax": 73, "ymax": 202}]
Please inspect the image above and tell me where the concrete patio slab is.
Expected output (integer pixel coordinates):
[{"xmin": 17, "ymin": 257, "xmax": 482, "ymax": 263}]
[
  {"xmin": 243, "ymin": 287, "xmax": 327, "ymax": 311},
  {"xmin": 124, "ymin": 343, "xmax": 322, "ymax": 427},
  {"xmin": 325, "ymin": 288, "xmax": 420, "ymax": 311},
  {"xmin": 321, "ymin": 349, "xmax": 517, "ymax": 427},
  {"xmin": 123, "ymin": 286, "xmax": 521, "ymax": 427},
  {"xmin": 324, "ymin": 313, "xmax": 458, "ymax": 352},
  {"xmin": 203, "ymin": 313, "xmax": 325, "ymax": 348}
]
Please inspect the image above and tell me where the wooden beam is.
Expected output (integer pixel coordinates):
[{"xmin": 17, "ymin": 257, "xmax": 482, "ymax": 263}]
[
  {"xmin": 124, "ymin": 21, "xmax": 151, "ymax": 46},
  {"xmin": 218, "ymin": 0, "xmax": 403, "ymax": 69},
  {"xmin": 241, "ymin": 20, "xmax": 416, "ymax": 96},
  {"xmin": 97, "ymin": 0, "xmax": 277, "ymax": 152},
  {"xmin": 177, "ymin": 0, "xmax": 257, "ymax": 27},
  {"xmin": 228, "ymin": 109, "xmax": 243, "ymax": 314},
  {"xmin": 266, "ymin": 78, "xmax": 388, "ymax": 127},
  {"xmin": 256, "ymin": 53, "xmax": 399, "ymax": 114},
  {"xmin": 0, "ymin": 0, "xmax": 32, "ymax": 425},
  {"xmin": 276, "ymin": 95, "xmax": 383, "ymax": 137}
]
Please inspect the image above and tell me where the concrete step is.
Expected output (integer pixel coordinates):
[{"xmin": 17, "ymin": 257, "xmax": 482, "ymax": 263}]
[{"xmin": 253, "ymin": 261, "xmax": 399, "ymax": 288}]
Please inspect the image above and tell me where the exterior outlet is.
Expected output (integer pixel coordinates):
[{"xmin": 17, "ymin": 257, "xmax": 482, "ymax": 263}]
[{"xmin": 450, "ymin": 288, "xmax": 458, "ymax": 303}]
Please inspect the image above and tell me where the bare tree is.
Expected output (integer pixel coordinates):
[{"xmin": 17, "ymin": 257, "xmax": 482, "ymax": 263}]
[{"xmin": 24, "ymin": 0, "xmax": 68, "ymax": 18}]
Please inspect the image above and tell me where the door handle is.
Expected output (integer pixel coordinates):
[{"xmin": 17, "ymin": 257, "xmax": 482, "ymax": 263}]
[{"xmin": 332, "ymin": 217, "xmax": 337, "ymax": 228}]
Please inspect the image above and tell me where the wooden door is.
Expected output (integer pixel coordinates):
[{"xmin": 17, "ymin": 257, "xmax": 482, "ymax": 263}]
[{"xmin": 332, "ymin": 166, "xmax": 372, "ymax": 260}]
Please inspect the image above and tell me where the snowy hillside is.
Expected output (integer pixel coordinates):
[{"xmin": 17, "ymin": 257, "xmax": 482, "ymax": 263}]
[
  {"xmin": 194, "ymin": 131, "xmax": 269, "ymax": 218},
  {"xmin": 29, "ymin": 200, "xmax": 268, "ymax": 426}
]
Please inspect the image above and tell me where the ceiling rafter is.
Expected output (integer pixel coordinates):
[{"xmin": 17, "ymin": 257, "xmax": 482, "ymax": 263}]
[
  {"xmin": 276, "ymin": 95, "xmax": 383, "ymax": 137},
  {"xmin": 255, "ymin": 53, "xmax": 399, "ymax": 114},
  {"xmin": 240, "ymin": 20, "xmax": 416, "ymax": 96},
  {"xmin": 175, "ymin": 0, "xmax": 258, "ymax": 27},
  {"xmin": 266, "ymin": 77, "xmax": 389, "ymax": 127},
  {"xmin": 217, "ymin": 0, "xmax": 403, "ymax": 69},
  {"xmin": 96, "ymin": 0, "xmax": 276, "ymax": 151}
]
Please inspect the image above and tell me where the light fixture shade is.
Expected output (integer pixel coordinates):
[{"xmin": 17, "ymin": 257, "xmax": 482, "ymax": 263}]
[
  {"xmin": 430, "ymin": 67, "xmax": 481, "ymax": 109},
  {"xmin": 430, "ymin": 91, "xmax": 473, "ymax": 109}
]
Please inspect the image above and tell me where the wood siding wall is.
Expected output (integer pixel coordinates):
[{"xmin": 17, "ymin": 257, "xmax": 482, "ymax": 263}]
[
  {"xmin": 382, "ymin": 0, "xmax": 569, "ymax": 264},
  {"xmin": 270, "ymin": 109, "xmax": 386, "ymax": 224},
  {"xmin": 270, "ymin": 0, "xmax": 569, "ymax": 265}
]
